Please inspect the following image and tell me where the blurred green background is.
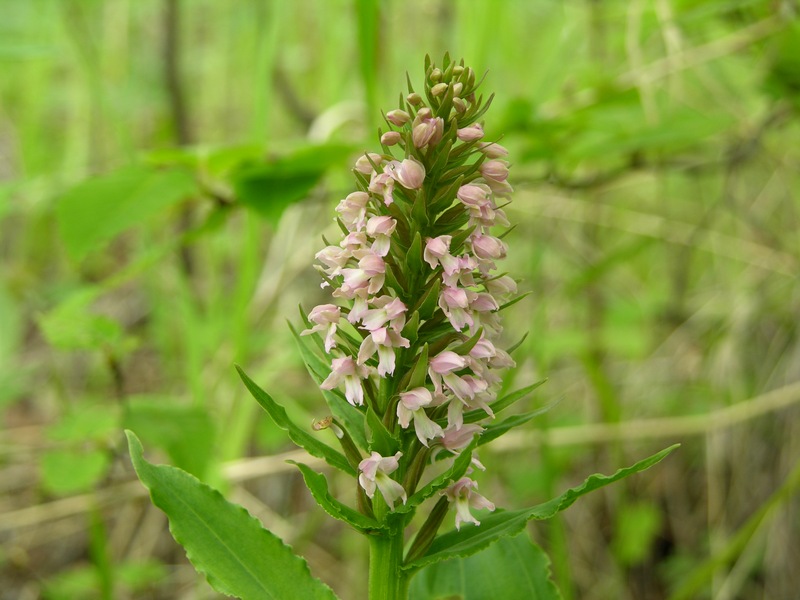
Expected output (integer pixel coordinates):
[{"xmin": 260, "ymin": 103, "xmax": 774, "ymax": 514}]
[{"xmin": 2, "ymin": 0, "xmax": 799, "ymax": 598}]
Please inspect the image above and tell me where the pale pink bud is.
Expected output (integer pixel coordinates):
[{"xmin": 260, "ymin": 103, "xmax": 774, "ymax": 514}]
[
  {"xmin": 431, "ymin": 82, "xmax": 448, "ymax": 96},
  {"xmin": 381, "ymin": 131, "xmax": 403, "ymax": 146},
  {"xmin": 387, "ymin": 158, "xmax": 425, "ymax": 189},
  {"xmin": 412, "ymin": 117, "xmax": 444, "ymax": 148},
  {"xmin": 452, "ymin": 82, "xmax": 463, "ymax": 97},
  {"xmin": 479, "ymin": 160, "xmax": 509, "ymax": 182},
  {"xmin": 485, "ymin": 275, "xmax": 517, "ymax": 297},
  {"xmin": 457, "ymin": 123, "xmax": 484, "ymax": 142},
  {"xmin": 386, "ymin": 109, "xmax": 411, "ymax": 126},
  {"xmin": 355, "ymin": 153, "xmax": 384, "ymax": 174},
  {"xmin": 486, "ymin": 178, "xmax": 513, "ymax": 197},
  {"xmin": 471, "ymin": 234, "xmax": 507, "ymax": 260},
  {"xmin": 477, "ymin": 142, "xmax": 509, "ymax": 159},
  {"xmin": 453, "ymin": 97, "xmax": 467, "ymax": 113},
  {"xmin": 457, "ymin": 184, "xmax": 492, "ymax": 208}
]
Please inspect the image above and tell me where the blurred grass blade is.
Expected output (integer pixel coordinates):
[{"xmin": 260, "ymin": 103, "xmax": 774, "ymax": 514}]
[{"xmin": 355, "ymin": 0, "xmax": 380, "ymax": 125}]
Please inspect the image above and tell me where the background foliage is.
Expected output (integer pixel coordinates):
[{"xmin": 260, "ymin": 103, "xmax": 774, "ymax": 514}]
[{"xmin": 1, "ymin": 0, "xmax": 799, "ymax": 598}]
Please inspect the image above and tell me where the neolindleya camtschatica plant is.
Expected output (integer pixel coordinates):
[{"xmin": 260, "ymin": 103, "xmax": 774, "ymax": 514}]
[{"xmin": 127, "ymin": 54, "xmax": 676, "ymax": 600}]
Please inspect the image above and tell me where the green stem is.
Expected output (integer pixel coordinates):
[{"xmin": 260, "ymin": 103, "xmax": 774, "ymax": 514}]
[
  {"xmin": 368, "ymin": 531, "xmax": 408, "ymax": 600},
  {"xmin": 368, "ymin": 496, "xmax": 409, "ymax": 599}
]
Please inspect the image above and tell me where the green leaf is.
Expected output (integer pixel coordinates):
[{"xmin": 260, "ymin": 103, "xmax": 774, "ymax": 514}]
[
  {"xmin": 40, "ymin": 449, "xmax": 111, "ymax": 495},
  {"xmin": 366, "ymin": 407, "xmax": 399, "ymax": 456},
  {"xmin": 236, "ymin": 366, "xmax": 356, "ymax": 475},
  {"xmin": 289, "ymin": 461, "xmax": 385, "ymax": 533},
  {"xmin": 477, "ymin": 411, "xmax": 542, "ymax": 447},
  {"xmin": 56, "ymin": 165, "xmax": 197, "ymax": 261},
  {"xmin": 405, "ymin": 445, "xmax": 679, "ymax": 570},
  {"xmin": 409, "ymin": 533, "xmax": 562, "ymax": 600},
  {"xmin": 232, "ymin": 143, "xmax": 352, "ymax": 224},
  {"xmin": 126, "ymin": 432, "xmax": 338, "ymax": 600},
  {"xmin": 289, "ymin": 324, "xmax": 368, "ymax": 450},
  {"xmin": 462, "ymin": 380, "xmax": 547, "ymax": 425}
]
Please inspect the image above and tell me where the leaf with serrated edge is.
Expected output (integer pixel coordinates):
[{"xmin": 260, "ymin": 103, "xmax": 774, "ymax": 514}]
[
  {"xmin": 289, "ymin": 461, "xmax": 385, "ymax": 533},
  {"xmin": 236, "ymin": 366, "xmax": 355, "ymax": 475},
  {"xmin": 126, "ymin": 431, "xmax": 338, "ymax": 600},
  {"xmin": 404, "ymin": 445, "xmax": 679, "ymax": 571}
]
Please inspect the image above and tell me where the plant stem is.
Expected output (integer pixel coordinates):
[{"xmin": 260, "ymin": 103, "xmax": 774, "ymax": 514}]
[
  {"xmin": 368, "ymin": 530, "xmax": 408, "ymax": 600},
  {"xmin": 368, "ymin": 496, "xmax": 408, "ymax": 599}
]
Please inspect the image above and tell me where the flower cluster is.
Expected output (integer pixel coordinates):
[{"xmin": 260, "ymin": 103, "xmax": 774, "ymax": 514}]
[{"xmin": 302, "ymin": 55, "xmax": 517, "ymax": 530}]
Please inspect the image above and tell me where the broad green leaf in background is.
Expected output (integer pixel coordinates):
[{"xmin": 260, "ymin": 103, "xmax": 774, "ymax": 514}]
[
  {"xmin": 613, "ymin": 502, "xmax": 663, "ymax": 566},
  {"xmin": 409, "ymin": 533, "xmax": 562, "ymax": 600},
  {"xmin": 56, "ymin": 165, "xmax": 198, "ymax": 261},
  {"xmin": 405, "ymin": 445, "xmax": 678, "ymax": 570},
  {"xmin": 37, "ymin": 288, "xmax": 132, "ymax": 352},
  {"xmin": 47, "ymin": 404, "xmax": 120, "ymax": 444},
  {"xmin": 232, "ymin": 143, "xmax": 354, "ymax": 224},
  {"xmin": 40, "ymin": 448, "xmax": 111, "ymax": 495},
  {"xmin": 123, "ymin": 397, "xmax": 216, "ymax": 479},
  {"xmin": 126, "ymin": 431, "xmax": 339, "ymax": 600},
  {"xmin": 236, "ymin": 366, "xmax": 356, "ymax": 475}
]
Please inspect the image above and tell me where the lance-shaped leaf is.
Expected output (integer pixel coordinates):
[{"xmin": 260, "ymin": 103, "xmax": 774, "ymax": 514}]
[
  {"xmin": 126, "ymin": 431, "xmax": 338, "ymax": 600},
  {"xmin": 289, "ymin": 461, "xmax": 385, "ymax": 534},
  {"xmin": 404, "ymin": 444, "xmax": 679, "ymax": 570},
  {"xmin": 236, "ymin": 366, "xmax": 355, "ymax": 476},
  {"xmin": 461, "ymin": 379, "xmax": 547, "ymax": 425},
  {"xmin": 366, "ymin": 407, "xmax": 399, "ymax": 456},
  {"xmin": 409, "ymin": 533, "xmax": 562, "ymax": 600}
]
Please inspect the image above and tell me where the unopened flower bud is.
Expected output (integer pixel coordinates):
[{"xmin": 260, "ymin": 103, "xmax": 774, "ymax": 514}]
[
  {"xmin": 477, "ymin": 142, "xmax": 509, "ymax": 159},
  {"xmin": 480, "ymin": 160, "xmax": 509, "ymax": 182},
  {"xmin": 452, "ymin": 65, "xmax": 464, "ymax": 76},
  {"xmin": 453, "ymin": 97, "xmax": 467, "ymax": 113},
  {"xmin": 407, "ymin": 92, "xmax": 422, "ymax": 105},
  {"xmin": 387, "ymin": 157, "xmax": 426, "ymax": 189},
  {"xmin": 355, "ymin": 152, "xmax": 384, "ymax": 174},
  {"xmin": 386, "ymin": 109, "xmax": 411, "ymax": 126},
  {"xmin": 381, "ymin": 131, "xmax": 403, "ymax": 146},
  {"xmin": 430, "ymin": 68, "xmax": 442, "ymax": 82},
  {"xmin": 431, "ymin": 82, "xmax": 448, "ymax": 97},
  {"xmin": 452, "ymin": 82, "xmax": 463, "ymax": 97},
  {"xmin": 457, "ymin": 123, "xmax": 484, "ymax": 142}
]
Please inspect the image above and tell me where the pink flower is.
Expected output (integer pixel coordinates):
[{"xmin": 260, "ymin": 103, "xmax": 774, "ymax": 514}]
[
  {"xmin": 358, "ymin": 452, "xmax": 407, "ymax": 508},
  {"xmin": 369, "ymin": 171, "xmax": 396, "ymax": 206},
  {"xmin": 357, "ymin": 327, "xmax": 410, "ymax": 376},
  {"xmin": 366, "ymin": 215, "xmax": 397, "ymax": 257},
  {"xmin": 397, "ymin": 388, "xmax": 444, "ymax": 446},
  {"xmin": 336, "ymin": 191, "xmax": 369, "ymax": 232},
  {"xmin": 423, "ymin": 235, "xmax": 459, "ymax": 275},
  {"xmin": 485, "ymin": 275, "xmax": 517, "ymax": 297},
  {"xmin": 315, "ymin": 245, "xmax": 349, "ymax": 276},
  {"xmin": 443, "ymin": 477, "xmax": 495, "ymax": 530},
  {"xmin": 361, "ymin": 295, "xmax": 407, "ymax": 332},
  {"xmin": 301, "ymin": 304, "xmax": 341, "ymax": 353},
  {"xmin": 386, "ymin": 158, "xmax": 425, "ymax": 190},
  {"xmin": 438, "ymin": 286, "xmax": 474, "ymax": 331},
  {"xmin": 320, "ymin": 356, "xmax": 370, "ymax": 406},
  {"xmin": 457, "ymin": 123, "xmax": 484, "ymax": 142},
  {"xmin": 438, "ymin": 423, "xmax": 484, "ymax": 453}
]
